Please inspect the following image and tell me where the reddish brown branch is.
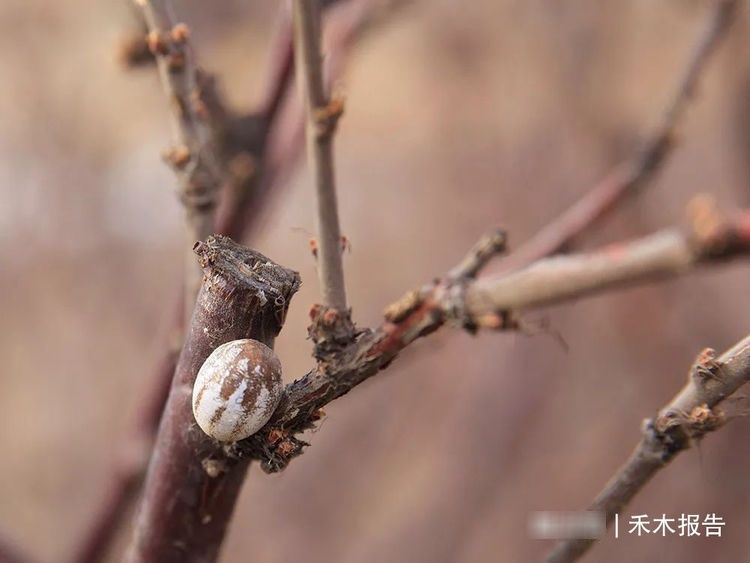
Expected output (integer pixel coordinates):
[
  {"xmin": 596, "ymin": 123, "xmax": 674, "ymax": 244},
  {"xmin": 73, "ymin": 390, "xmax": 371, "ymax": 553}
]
[
  {"xmin": 495, "ymin": 0, "xmax": 738, "ymax": 274},
  {"xmin": 258, "ymin": 5, "xmax": 295, "ymax": 122},
  {"xmin": 69, "ymin": 343, "xmax": 179, "ymax": 563},
  {"xmin": 545, "ymin": 335, "xmax": 750, "ymax": 563},
  {"xmin": 232, "ymin": 199, "xmax": 750, "ymax": 471},
  {"xmin": 125, "ymin": 237, "xmax": 300, "ymax": 563}
]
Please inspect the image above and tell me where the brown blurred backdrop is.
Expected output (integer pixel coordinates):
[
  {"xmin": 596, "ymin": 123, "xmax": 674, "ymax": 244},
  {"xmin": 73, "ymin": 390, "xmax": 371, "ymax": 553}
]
[{"xmin": 2, "ymin": 1, "xmax": 750, "ymax": 562}]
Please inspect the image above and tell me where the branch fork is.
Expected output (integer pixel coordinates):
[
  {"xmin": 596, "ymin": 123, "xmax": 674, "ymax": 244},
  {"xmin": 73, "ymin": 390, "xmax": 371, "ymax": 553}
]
[
  {"xmin": 126, "ymin": 236, "xmax": 300, "ymax": 563},
  {"xmin": 229, "ymin": 228, "xmax": 511, "ymax": 472}
]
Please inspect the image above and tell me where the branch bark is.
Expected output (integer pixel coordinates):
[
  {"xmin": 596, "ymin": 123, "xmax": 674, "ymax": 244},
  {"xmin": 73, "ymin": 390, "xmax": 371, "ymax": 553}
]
[
  {"xmin": 495, "ymin": 0, "xmax": 738, "ymax": 274},
  {"xmin": 125, "ymin": 237, "xmax": 300, "ymax": 563},
  {"xmin": 545, "ymin": 335, "xmax": 750, "ymax": 563},
  {"xmin": 293, "ymin": 0, "xmax": 349, "ymax": 311},
  {"xmin": 232, "ymin": 200, "xmax": 750, "ymax": 472},
  {"xmin": 136, "ymin": 0, "xmax": 224, "ymax": 310}
]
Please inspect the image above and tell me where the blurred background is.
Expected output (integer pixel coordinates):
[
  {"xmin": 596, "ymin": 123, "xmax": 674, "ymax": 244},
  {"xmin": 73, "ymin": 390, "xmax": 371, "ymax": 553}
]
[{"xmin": 2, "ymin": 0, "xmax": 750, "ymax": 561}]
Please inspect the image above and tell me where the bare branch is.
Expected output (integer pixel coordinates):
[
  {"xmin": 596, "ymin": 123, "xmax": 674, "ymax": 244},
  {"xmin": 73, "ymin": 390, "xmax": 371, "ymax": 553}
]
[
  {"xmin": 293, "ymin": 0, "xmax": 349, "ymax": 311},
  {"xmin": 70, "ymin": 4, "xmax": 401, "ymax": 560},
  {"xmin": 213, "ymin": 4, "xmax": 295, "ymax": 241},
  {"xmin": 496, "ymin": 0, "xmax": 738, "ymax": 274},
  {"xmin": 545, "ymin": 336, "xmax": 750, "ymax": 563},
  {"xmin": 68, "ymin": 343, "xmax": 178, "ymax": 563},
  {"xmin": 232, "ymin": 199, "xmax": 750, "ymax": 472},
  {"xmin": 125, "ymin": 237, "xmax": 300, "ymax": 563},
  {"xmin": 447, "ymin": 229, "xmax": 508, "ymax": 280},
  {"xmin": 135, "ymin": 0, "xmax": 224, "ymax": 307},
  {"xmin": 257, "ymin": 4, "xmax": 295, "ymax": 122},
  {"xmin": 466, "ymin": 199, "xmax": 750, "ymax": 316}
]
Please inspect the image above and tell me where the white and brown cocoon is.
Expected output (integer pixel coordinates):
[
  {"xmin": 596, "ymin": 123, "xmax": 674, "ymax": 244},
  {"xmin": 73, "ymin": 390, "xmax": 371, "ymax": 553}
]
[{"xmin": 192, "ymin": 339, "xmax": 283, "ymax": 442}]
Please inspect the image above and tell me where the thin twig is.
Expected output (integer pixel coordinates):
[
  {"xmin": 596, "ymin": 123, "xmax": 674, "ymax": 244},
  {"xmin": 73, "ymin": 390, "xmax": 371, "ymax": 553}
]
[
  {"xmin": 233, "ymin": 198, "xmax": 750, "ymax": 472},
  {"xmin": 293, "ymin": 0, "xmax": 349, "ymax": 311},
  {"xmin": 545, "ymin": 336, "xmax": 750, "ymax": 563},
  {"xmin": 466, "ymin": 196, "xmax": 750, "ymax": 317},
  {"xmin": 448, "ymin": 229, "xmax": 508, "ymax": 280},
  {"xmin": 135, "ymin": 0, "xmax": 224, "ymax": 312},
  {"xmin": 495, "ymin": 0, "xmax": 738, "ymax": 274}
]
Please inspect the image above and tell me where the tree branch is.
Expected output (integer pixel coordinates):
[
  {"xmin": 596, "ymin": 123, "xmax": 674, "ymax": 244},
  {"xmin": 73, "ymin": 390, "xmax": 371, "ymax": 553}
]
[
  {"xmin": 495, "ymin": 0, "xmax": 738, "ymax": 274},
  {"xmin": 68, "ymin": 343, "xmax": 179, "ymax": 563},
  {"xmin": 69, "ymin": 4, "xmax": 400, "ymax": 560},
  {"xmin": 544, "ymin": 335, "xmax": 750, "ymax": 563},
  {"xmin": 135, "ymin": 0, "xmax": 224, "ymax": 309},
  {"xmin": 293, "ymin": 0, "xmax": 349, "ymax": 311},
  {"xmin": 231, "ymin": 198, "xmax": 750, "ymax": 472},
  {"xmin": 125, "ymin": 237, "xmax": 300, "ymax": 563},
  {"xmin": 465, "ymin": 199, "xmax": 750, "ymax": 316}
]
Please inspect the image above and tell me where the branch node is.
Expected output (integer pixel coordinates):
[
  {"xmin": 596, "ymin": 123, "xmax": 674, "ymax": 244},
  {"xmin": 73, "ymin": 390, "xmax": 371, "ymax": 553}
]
[
  {"xmin": 687, "ymin": 194, "xmax": 727, "ymax": 251},
  {"xmin": 201, "ymin": 457, "xmax": 228, "ymax": 478},
  {"xmin": 167, "ymin": 51, "xmax": 186, "ymax": 73},
  {"xmin": 146, "ymin": 30, "xmax": 169, "ymax": 55},
  {"xmin": 308, "ymin": 304, "xmax": 357, "ymax": 361},
  {"xmin": 313, "ymin": 95, "xmax": 345, "ymax": 140},
  {"xmin": 383, "ymin": 290, "xmax": 424, "ymax": 323},
  {"xmin": 642, "ymin": 417, "xmax": 685, "ymax": 462},
  {"xmin": 448, "ymin": 228, "xmax": 508, "ymax": 280},
  {"xmin": 161, "ymin": 144, "xmax": 191, "ymax": 169},
  {"xmin": 170, "ymin": 22, "xmax": 190, "ymax": 43},
  {"xmin": 686, "ymin": 194, "xmax": 750, "ymax": 259},
  {"xmin": 689, "ymin": 347, "xmax": 723, "ymax": 384}
]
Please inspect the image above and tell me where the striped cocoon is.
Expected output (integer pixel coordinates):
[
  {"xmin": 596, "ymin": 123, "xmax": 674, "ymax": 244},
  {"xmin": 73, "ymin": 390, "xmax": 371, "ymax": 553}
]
[{"xmin": 192, "ymin": 339, "xmax": 283, "ymax": 442}]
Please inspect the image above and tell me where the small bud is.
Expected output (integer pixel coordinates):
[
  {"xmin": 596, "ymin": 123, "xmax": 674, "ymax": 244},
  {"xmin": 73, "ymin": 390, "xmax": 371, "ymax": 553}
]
[
  {"xmin": 146, "ymin": 30, "xmax": 169, "ymax": 55},
  {"xmin": 162, "ymin": 145, "xmax": 191, "ymax": 169},
  {"xmin": 170, "ymin": 23, "xmax": 191, "ymax": 43}
]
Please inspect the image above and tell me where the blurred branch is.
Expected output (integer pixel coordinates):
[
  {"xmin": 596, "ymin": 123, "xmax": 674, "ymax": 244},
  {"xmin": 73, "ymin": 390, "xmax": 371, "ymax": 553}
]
[
  {"xmin": 495, "ymin": 0, "xmax": 738, "ymax": 274},
  {"xmin": 465, "ymin": 198, "xmax": 750, "ymax": 315},
  {"xmin": 135, "ymin": 0, "xmax": 224, "ymax": 310},
  {"xmin": 68, "ymin": 344, "xmax": 179, "ymax": 563},
  {"xmin": 258, "ymin": 4, "xmax": 294, "ymax": 122},
  {"xmin": 126, "ymin": 238, "xmax": 300, "ymax": 563},
  {"xmin": 294, "ymin": 0, "xmax": 349, "ymax": 312},
  {"xmin": 234, "ymin": 197, "xmax": 750, "ymax": 472},
  {"xmin": 545, "ymin": 335, "xmax": 750, "ymax": 563}
]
